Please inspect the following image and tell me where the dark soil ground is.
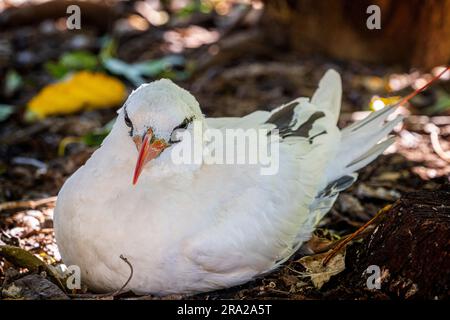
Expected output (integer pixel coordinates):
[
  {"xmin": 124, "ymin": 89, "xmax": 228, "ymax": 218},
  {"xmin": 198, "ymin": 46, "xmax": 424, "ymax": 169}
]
[{"xmin": 0, "ymin": 0, "xmax": 449, "ymax": 300}]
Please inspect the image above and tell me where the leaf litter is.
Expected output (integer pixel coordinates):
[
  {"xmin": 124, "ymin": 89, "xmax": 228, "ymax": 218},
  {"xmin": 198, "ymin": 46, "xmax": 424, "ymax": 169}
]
[{"xmin": 0, "ymin": 0, "xmax": 449, "ymax": 300}]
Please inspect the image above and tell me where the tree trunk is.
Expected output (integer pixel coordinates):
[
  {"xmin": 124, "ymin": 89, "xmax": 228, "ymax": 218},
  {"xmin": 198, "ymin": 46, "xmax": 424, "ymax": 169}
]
[{"xmin": 262, "ymin": 0, "xmax": 450, "ymax": 69}]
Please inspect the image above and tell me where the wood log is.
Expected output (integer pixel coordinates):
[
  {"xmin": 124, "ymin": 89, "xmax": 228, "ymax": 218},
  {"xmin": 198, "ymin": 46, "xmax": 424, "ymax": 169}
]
[
  {"xmin": 0, "ymin": 0, "xmax": 119, "ymax": 32},
  {"xmin": 323, "ymin": 185, "xmax": 450, "ymax": 299}
]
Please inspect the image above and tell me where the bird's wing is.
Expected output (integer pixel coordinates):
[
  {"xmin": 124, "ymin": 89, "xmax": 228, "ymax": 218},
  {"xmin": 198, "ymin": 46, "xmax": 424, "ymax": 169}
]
[
  {"xmin": 206, "ymin": 70, "xmax": 342, "ymax": 136},
  {"xmin": 205, "ymin": 110, "xmax": 270, "ymax": 130},
  {"xmin": 183, "ymin": 70, "xmax": 343, "ymax": 289}
]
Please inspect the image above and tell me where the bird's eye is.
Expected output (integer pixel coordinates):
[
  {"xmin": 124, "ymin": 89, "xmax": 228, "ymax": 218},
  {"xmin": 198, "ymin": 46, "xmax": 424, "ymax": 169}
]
[
  {"xmin": 124, "ymin": 110, "xmax": 132, "ymax": 128},
  {"xmin": 169, "ymin": 117, "xmax": 192, "ymax": 144},
  {"xmin": 123, "ymin": 105, "xmax": 134, "ymax": 136}
]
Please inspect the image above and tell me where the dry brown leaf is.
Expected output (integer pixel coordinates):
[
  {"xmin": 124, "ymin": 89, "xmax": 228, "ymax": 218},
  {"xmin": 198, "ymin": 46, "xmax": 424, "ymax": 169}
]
[
  {"xmin": 2, "ymin": 274, "xmax": 69, "ymax": 300},
  {"xmin": 297, "ymin": 250, "xmax": 346, "ymax": 289},
  {"xmin": 0, "ymin": 245, "xmax": 65, "ymax": 290}
]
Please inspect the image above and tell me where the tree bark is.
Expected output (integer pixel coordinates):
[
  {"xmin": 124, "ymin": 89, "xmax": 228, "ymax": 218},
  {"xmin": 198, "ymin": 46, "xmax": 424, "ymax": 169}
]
[
  {"xmin": 323, "ymin": 186, "xmax": 450, "ymax": 299},
  {"xmin": 262, "ymin": 0, "xmax": 450, "ymax": 69}
]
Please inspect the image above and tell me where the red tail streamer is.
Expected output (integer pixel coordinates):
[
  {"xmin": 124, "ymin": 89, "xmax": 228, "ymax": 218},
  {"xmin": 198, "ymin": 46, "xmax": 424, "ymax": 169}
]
[{"xmin": 396, "ymin": 66, "xmax": 450, "ymax": 107}]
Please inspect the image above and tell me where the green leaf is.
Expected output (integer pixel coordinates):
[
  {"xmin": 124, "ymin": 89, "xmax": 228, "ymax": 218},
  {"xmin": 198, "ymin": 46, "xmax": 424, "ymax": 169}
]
[
  {"xmin": 82, "ymin": 131, "xmax": 109, "ymax": 147},
  {"xmin": 176, "ymin": 0, "xmax": 212, "ymax": 17},
  {"xmin": 0, "ymin": 104, "xmax": 14, "ymax": 122},
  {"xmin": 45, "ymin": 61, "xmax": 69, "ymax": 79},
  {"xmin": 60, "ymin": 51, "xmax": 98, "ymax": 70},
  {"xmin": 45, "ymin": 51, "xmax": 99, "ymax": 79},
  {"xmin": 102, "ymin": 55, "xmax": 185, "ymax": 86}
]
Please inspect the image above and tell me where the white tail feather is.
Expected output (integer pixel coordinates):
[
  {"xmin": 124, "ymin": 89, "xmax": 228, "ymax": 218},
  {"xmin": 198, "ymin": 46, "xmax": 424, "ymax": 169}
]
[
  {"xmin": 311, "ymin": 69, "xmax": 342, "ymax": 122},
  {"xmin": 326, "ymin": 107, "xmax": 403, "ymax": 184}
]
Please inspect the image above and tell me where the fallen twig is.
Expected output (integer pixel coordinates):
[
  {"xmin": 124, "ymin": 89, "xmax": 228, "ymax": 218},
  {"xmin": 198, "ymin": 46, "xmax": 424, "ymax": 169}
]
[
  {"xmin": 322, "ymin": 204, "xmax": 393, "ymax": 266},
  {"xmin": 0, "ymin": 196, "xmax": 57, "ymax": 213},
  {"xmin": 311, "ymin": 231, "xmax": 373, "ymax": 254},
  {"xmin": 112, "ymin": 255, "xmax": 134, "ymax": 296},
  {"xmin": 68, "ymin": 254, "xmax": 134, "ymax": 299}
]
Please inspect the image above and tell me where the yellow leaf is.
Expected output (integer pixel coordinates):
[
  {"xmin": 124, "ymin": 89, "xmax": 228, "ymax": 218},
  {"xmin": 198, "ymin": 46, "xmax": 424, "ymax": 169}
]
[
  {"xmin": 369, "ymin": 96, "xmax": 401, "ymax": 111},
  {"xmin": 27, "ymin": 71, "xmax": 126, "ymax": 119}
]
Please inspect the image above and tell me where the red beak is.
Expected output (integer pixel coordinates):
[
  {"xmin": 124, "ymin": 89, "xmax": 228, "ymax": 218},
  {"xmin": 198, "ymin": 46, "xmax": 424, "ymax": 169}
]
[{"xmin": 132, "ymin": 131, "xmax": 168, "ymax": 185}]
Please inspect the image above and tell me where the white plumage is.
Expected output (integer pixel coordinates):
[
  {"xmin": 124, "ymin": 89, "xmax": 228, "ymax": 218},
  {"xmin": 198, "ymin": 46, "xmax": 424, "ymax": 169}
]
[{"xmin": 54, "ymin": 70, "xmax": 402, "ymax": 295}]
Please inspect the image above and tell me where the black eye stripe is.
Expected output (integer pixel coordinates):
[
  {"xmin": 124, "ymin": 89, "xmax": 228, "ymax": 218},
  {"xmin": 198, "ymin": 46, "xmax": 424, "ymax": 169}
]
[
  {"xmin": 124, "ymin": 106, "xmax": 132, "ymax": 127},
  {"xmin": 169, "ymin": 117, "xmax": 194, "ymax": 144},
  {"xmin": 124, "ymin": 114, "xmax": 132, "ymax": 127},
  {"xmin": 173, "ymin": 117, "xmax": 193, "ymax": 131},
  {"xmin": 123, "ymin": 104, "xmax": 134, "ymax": 136}
]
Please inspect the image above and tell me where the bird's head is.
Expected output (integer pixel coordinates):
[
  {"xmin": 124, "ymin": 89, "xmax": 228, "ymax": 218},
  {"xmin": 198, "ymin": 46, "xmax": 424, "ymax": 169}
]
[{"xmin": 117, "ymin": 79, "xmax": 204, "ymax": 185}]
